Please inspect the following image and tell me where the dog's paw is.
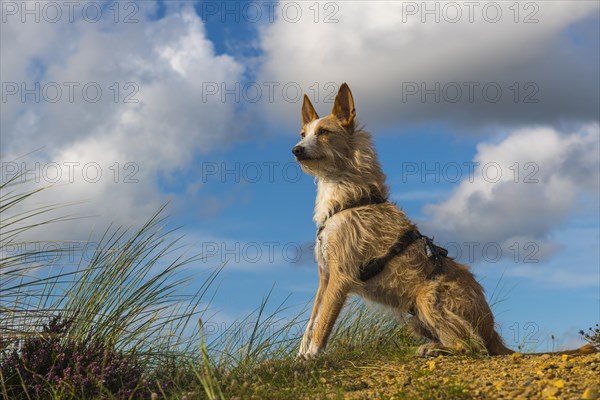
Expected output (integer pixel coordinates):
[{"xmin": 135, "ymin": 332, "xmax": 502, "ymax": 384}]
[
  {"xmin": 416, "ymin": 343, "xmax": 447, "ymax": 357},
  {"xmin": 296, "ymin": 350, "xmax": 318, "ymax": 361},
  {"xmin": 296, "ymin": 343, "xmax": 323, "ymax": 361},
  {"xmin": 298, "ymin": 339, "xmax": 310, "ymax": 356}
]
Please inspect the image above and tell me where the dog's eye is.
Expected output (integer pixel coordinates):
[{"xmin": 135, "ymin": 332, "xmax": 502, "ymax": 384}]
[
  {"xmin": 317, "ymin": 128, "xmax": 330, "ymax": 136},
  {"xmin": 300, "ymin": 131, "xmax": 305, "ymax": 138}
]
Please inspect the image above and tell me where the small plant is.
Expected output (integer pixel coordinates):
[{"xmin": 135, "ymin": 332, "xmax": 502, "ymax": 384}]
[
  {"xmin": 579, "ymin": 324, "xmax": 600, "ymax": 350},
  {"xmin": 0, "ymin": 316, "xmax": 144, "ymax": 399}
]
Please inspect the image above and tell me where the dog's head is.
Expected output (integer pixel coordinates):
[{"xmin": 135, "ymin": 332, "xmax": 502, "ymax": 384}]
[{"xmin": 292, "ymin": 83, "xmax": 357, "ymax": 178}]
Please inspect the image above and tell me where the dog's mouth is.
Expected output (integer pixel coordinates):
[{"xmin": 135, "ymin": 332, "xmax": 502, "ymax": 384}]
[{"xmin": 295, "ymin": 154, "xmax": 324, "ymax": 162}]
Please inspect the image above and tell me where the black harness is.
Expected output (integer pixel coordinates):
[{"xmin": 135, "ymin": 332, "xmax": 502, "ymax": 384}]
[{"xmin": 317, "ymin": 196, "xmax": 448, "ymax": 282}]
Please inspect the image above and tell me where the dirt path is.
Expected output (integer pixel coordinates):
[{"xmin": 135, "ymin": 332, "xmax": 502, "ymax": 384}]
[{"xmin": 320, "ymin": 352, "xmax": 600, "ymax": 399}]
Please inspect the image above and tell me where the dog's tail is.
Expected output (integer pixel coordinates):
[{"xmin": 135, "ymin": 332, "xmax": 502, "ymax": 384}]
[
  {"xmin": 530, "ymin": 343, "xmax": 597, "ymax": 356},
  {"xmin": 488, "ymin": 331, "xmax": 598, "ymax": 356}
]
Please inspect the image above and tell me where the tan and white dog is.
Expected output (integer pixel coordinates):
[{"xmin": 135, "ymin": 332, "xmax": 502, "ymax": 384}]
[{"xmin": 293, "ymin": 83, "xmax": 595, "ymax": 359}]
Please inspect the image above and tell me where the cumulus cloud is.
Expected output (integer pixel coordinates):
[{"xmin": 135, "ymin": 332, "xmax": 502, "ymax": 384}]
[
  {"xmin": 258, "ymin": 1, "xmax": 599, "ymax": 131},
  {"xmin": 421, "ymin": 124, "xmax": 599, "ymax": 262},
  {"xmin": 1, "ymin": 2, "xmax": 245, "ymax": 239}
]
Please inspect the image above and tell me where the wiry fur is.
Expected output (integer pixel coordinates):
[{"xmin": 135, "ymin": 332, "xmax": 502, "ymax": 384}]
[{"xmin": 294, "ymin": 83, "xmax": 596, "ymax": 359}]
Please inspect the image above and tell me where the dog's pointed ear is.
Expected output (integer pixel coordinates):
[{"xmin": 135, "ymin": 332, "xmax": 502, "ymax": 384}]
[
  {"xmin": 302, "ymin": 95, "xmax": 319, "ymax": 125},
  {"xmin": 331, "ymin": 83, "xmax": 355, "ymax": 129}
]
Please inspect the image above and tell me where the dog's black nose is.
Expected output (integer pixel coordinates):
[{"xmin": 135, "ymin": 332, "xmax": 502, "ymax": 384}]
[{"xmin": 292, "ymin": 146, "xmax": 304, "ymax": 157}]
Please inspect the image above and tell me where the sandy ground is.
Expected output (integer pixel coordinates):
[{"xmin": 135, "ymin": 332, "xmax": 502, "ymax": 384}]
[{"xmin": 322, "ymin": 352, "xmax": 600, "ymax": 399}]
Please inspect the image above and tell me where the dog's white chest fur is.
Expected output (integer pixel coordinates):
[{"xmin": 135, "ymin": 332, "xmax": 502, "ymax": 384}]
[{"xmin": 314, "ymin": 180, "xmax": 337, "ymax": 226}]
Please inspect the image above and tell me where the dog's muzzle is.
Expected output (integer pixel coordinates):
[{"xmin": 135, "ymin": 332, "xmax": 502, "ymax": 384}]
[
  {"xmin": 293, "ymin": 145, "xmax": 322, "ymax": 162},
  {"xmin": 292, "ymin": 145, "xmax": 305, "ymax": 158}
]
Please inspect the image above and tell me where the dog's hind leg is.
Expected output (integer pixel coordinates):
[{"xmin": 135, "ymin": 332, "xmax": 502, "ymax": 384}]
[
  {"xmin": 413, "ymin": 285, "xmax": 487, "ymax": 357},
  {"xmin": 298, "ymin": 267, "xmax": 329, "ymax": 357}
]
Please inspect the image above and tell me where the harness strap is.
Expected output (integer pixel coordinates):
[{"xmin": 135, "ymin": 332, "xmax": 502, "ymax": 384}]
[
  {"xmin": 359, "ymin": 230, "xmax": 421, "ymax": 281},
  {"xmin": 317, "ymin": 194, "xmax": 387, "ymax": 237},
  {"xmin": 359, "ymin": 231, "xmax": 448, "ymax": 282},
  {"xmin": 328, "ymin": 195, "xmax": 387, "ymax": 220}
]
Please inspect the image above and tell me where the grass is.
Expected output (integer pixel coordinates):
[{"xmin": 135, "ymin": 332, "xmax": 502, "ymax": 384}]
[
  {"xmin": 0, "ymin": 173, "xmax": 220, "ymax": 397},
  {"xmin": 2, "ymin": 173, "xmax": 597, "ymax": 399},
  {"xmin": 198, "ymin": 300, "xmax": 420, "ymax": 400}
]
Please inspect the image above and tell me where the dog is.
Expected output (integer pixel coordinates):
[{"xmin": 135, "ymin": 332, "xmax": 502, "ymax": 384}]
[{"xmin": 293, "ymin": 83, "xmax": 596, "ymax": 359}]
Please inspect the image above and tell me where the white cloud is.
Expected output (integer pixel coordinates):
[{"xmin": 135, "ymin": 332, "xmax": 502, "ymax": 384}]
[
  {"xmin": 421, "ymin": 124, "xmax": 599, "ymax": 262},
  {"xmin": 258, "ymin": 1, "xmax": 599, "ymax": 131},
  {"xmin": 2, "ymin": 3, "xmax": 245, "ymax": 240}
]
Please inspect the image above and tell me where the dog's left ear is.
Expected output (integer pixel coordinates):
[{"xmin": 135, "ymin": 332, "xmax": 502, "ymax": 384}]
[
  {"xmin": 302, "ymin": 95, "xmax": 319, "ymax": 126},
  {"xmin": 331, "ymin": 83, "xmax": 356, "ymax": 130}
]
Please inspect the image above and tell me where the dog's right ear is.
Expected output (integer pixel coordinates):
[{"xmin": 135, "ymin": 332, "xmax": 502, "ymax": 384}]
[
  {"xmin": 302, "ymin": 95, "xmax": 319, "ymax": 125},
  {"xmin": 331, "ymin": 83, "xmax": 356, "ymax": 131}
]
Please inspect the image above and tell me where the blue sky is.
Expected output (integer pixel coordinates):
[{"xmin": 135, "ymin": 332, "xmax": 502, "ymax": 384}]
[{"xmin": 2, "ymin": 0, "xmax": 599, "ymax": 351}]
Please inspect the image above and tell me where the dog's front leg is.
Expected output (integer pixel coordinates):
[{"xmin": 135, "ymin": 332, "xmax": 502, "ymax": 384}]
[
  {"xmin": 298, "ymin": 266, "xmax": 328, "ymax": 358},
  {"xmin": 304, "ymin": 276, "xmax": 349, "ymax": 358}
]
